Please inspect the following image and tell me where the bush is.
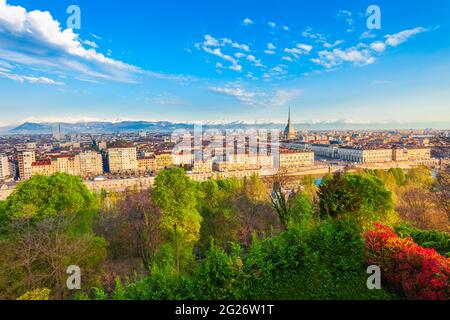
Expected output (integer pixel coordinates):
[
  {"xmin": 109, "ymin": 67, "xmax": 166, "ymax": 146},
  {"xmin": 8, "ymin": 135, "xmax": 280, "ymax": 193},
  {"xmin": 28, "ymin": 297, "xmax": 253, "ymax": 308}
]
[
  {"xmin": 365, "ymin": 223, "xmax": 450, "ymax": 300},
  {"xmin": 16, "ymin": 288, "xmax": 51, "ymax": 300},
  {"xmin": 395, "ymin": 224, "xmax": 450, "ymax": 257},
  {"xmin": 104, "ymin": 218, "xmax": 392, "ymax": 300}
]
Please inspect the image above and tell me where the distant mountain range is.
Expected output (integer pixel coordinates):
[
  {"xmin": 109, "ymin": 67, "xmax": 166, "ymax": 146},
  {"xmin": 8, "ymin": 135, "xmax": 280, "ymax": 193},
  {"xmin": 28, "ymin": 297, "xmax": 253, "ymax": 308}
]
[{"xmin": 3, "ymin": 120, "xmax": 450, "ymax": 135}]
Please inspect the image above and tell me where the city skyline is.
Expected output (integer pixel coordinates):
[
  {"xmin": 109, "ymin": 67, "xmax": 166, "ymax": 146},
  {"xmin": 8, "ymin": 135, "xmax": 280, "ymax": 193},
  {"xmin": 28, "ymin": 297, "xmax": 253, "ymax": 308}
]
[{"xmin": 0, "ymin": 0, "xmax": 450, "ymax": 127}]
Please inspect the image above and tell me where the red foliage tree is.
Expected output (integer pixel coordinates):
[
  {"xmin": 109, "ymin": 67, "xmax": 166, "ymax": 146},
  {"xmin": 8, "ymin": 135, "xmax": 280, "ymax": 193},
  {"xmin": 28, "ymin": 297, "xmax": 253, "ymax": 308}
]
[{"xmin": 365, "ymin": 223, "xmax": 450, "ymax": 300}]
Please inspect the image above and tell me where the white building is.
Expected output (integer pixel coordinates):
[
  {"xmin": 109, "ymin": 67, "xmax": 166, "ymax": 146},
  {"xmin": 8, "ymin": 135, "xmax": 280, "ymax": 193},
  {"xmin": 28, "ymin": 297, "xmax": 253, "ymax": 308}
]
[{"xmin": 0, "ymin": 154, "xmax": 10, "ymax": 181}]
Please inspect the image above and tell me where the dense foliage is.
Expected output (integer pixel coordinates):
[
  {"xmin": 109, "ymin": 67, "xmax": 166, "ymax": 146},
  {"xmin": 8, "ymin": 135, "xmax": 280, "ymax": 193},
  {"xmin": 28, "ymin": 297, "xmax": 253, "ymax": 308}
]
[
  {"xmin": 0, "ymin": 173, "xmax": 97, "ymax": 223},
  {"xmin": 366, "ymin": 223, "xmax": 450, "ymax": 300},
  {"xmin": 0, "ymin": 166, "xmax": 448, "ymax": 300},
  {"xmin": 395, "ymin": 224, "xmax": 450, "ymax": 257},
  {"xmin": 318, "ymin": 173, "xmax": 394, "ymax": 228}
]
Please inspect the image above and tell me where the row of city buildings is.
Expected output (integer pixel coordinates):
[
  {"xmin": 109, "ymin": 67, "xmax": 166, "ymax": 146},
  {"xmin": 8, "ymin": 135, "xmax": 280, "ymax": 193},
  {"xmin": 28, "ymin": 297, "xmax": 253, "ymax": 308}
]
[
  {"xmin": 9, "ymin": 142, "xmax": 432, "ymax": 182},
  {"xmin": 13, "ymin": 145, "xmax": 314, "ymax": 181},
  {"xmin": 309, "ymin": 144, "xmax": 431, "ymax": 163},
  {"xmin": 0, "ymin": 110, "xmax": 444, "ymax": 183}
]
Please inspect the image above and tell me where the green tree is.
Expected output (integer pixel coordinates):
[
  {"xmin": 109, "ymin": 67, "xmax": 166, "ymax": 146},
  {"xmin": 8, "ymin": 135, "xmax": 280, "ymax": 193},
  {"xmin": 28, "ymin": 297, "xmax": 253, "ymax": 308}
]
[
  {"xmin": 0, "ymin": 173, "xmax": 97, "ymax": 223},
  {"xmin": 153, "ymin": 168, "xmax": 202, "ymax": 273},
  {"xmin": 319, "ymin": 173, "xmax": 393, "ymax": 228}
]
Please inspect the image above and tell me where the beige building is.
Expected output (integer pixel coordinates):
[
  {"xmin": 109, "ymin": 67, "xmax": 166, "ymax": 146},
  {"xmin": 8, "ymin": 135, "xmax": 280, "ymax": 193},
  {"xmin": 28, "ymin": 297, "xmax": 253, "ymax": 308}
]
[
  {"xmin": 31, "ymin": 159, "xmax": 55, "ymax": 176},
  {"xmin": 363, "ymin": 148, "xmax": 393, "ymax": 163},
  {"xmin": 0, "ymin": 154, "xmax": 10, "ymax": 180},
  {"xmin": 212, "ymin": 154, "xmax": 273, "ymax": 172},
  {"xmin": 338, "ymin": 147, "xmax": 392, "ymax": 163},
  {"xmin": 137, "ymin": 156, "xmax": 156, "ymax": 173},
  {"xmin": 279, "ymin": 149, "xmax": 314, "ymax": 169},
  {"xmin": 76, "ymin": 152, "xmax": 103, "ymax": 177},
  {"xmin": 192, "ymin": 160, "xmax": 213, "ymax": 174},
  {"xmin": 311, "ymin": 144, "xmax": 339, "ymax": 158},
  {"xmin": 337, "ymin": 146, "xmax": 432, "ymax": 164},
  {"xmin": 155, "ymin": 152, "xmax": 173, "ymax": 170},
  {"xmin": 403, "ymin": 147, "xmax": 431, "ymax": 161},
  {"xmin": 172, "ymin": 152, "xmax": 195, "ymax": 166},
  {"xmin": 108, "ymin": 146, "xmax": 138, "ymax": 173},
  {"xmin": 18, "ymin": 149, "xmax": 36, "ymax": 180},
  {"xmin": 31, "ymin": 152, "xmax": 103, "ymax": 178},
  {"xmin": 337, "ymin": 147, "xmax": 364, "ymax": 162}
]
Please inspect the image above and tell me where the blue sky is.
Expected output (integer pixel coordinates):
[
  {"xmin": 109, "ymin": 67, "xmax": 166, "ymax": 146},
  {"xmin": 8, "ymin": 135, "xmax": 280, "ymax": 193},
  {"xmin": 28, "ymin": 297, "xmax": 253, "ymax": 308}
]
[{"xmin": 0, "ymin": 0, "xmax": 449, "ymax": 127}]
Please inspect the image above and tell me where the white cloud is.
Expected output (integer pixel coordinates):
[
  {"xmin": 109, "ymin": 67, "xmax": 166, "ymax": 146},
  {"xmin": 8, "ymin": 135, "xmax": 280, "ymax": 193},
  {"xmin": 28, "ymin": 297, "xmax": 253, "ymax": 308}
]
[
  {"xmin": 281, "ymin": 56, "xmax": 293, "ymax": 62},
  {"xmin": 209, "ymin": 84, "xmax": 264, "ymax": 105},
  {"xmin": 370, "ymin": 41, "xmax": 386, "ymax": 53},
  {"xmin": 208, "ymin": 84, "xmax": 300, "ymax": 107},
  {"xmin": 231, "ymin": 41, "xmax": 250, "ymax": 52},
  {"xmin": 360, "ymin": 31, "xmax": 376, "ymax": 39},
  {"xmin": 229, "ymin": 64, "xmax": 243, "ymax": 72},
  {"xmin": 302, "ymin": 27, "xmax": 327, "ymax": 43},
  {"xmin": 242, "ymin": 18, "xmax": 254, "ymax": 26},
  {"xmin": 81, "ymin": 39, "xmax": 98, "ymax": 49},
  {"xmin": 0, "ymin": 71, "xmax": 64, "ymax": 85},
  {"xmin": 312, "ymin": 45, "xmax": 375, "ymax": 68},
  {"xmin": 268, "ymin": 22, "xmax": 277, "ymax": 28},
  {"xmin": 323, "ymin": 40, "xmax": 344, "ymax": 48},
  {"xmin": 282, "ymin": 26, "xmax": 289, "ymax": 31},
  {"xmin": 284, "ymin": 44, "xmax": 312, "ymax": 59},
  {"xmin": 235, "ymin": 52, "xmax": 245, "ymax": 58},
  {"xmin": 264, "ymin": 43, "xmax": 276, "ymax": 55},
  {"xmin": 89, "ymin": 33, "xmax": 102, "ymax": 40},
  {"xmin": 203, "ymin": 46, "xmax": 242, "ymax": 72},
  {"xmin": 337, "ymin": 10, "xmax": 354, "ymax": 32},
  {"xmin": 0, "ymin": 0, "xmax": 187, "ymax": 83},
  {"xmin": 297, "ymin": 44, "xmax": 313, "ymax": 52},
  {"xmin": 263, "ymin": 65, "xmax": 288, "ymax": 80},
  {"xmin": 204, "ymin": 34, "xmax": 220, "ymax": 47},
  {"xmin": 385, "ymin": 27, "xmax": 428, "ymax": 47},
  {"xmin": 246, "ymin": 55, "xmax": 264, "ymax": 67}
]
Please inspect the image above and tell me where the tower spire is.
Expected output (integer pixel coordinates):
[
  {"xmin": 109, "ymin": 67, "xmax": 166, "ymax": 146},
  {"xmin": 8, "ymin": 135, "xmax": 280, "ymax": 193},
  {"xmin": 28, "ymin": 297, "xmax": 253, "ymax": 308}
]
[
  {"xmin": 288, "ymin": 107, "xmax": 291, "ymax": 124},
  {"xmin": 284, "ymin": 106, "xmax": 296, "ymax": 141}
]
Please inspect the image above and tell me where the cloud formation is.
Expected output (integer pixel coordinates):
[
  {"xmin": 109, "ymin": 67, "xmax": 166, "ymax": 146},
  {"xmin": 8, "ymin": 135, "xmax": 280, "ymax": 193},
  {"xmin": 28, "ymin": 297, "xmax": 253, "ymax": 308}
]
[{"xmin": 0, "ymin": 0, "xmax": 188, "ymax": 84}]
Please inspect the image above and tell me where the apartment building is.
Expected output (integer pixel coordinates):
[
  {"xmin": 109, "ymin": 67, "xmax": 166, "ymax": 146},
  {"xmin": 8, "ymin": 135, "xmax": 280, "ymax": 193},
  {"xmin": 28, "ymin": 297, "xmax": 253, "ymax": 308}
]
[
  {"xmin": 77, "ymin": 152, "xmax": 103, "ymax": 177},
  {"xmin": 279, "ymin": 149, "xmax": 314, "ymax": 169},
  {"xmin": 172, "ymin": 152, "xmax": 195, "ymax": 166},
  {"xmin": 363, "ymin": 148, "xmax": 393, "ymax": 163},
  {"xmin": 155, "ymin": 152, "xmax": 173, "ymax": 170},
  {"xmin": 0, "ymin": 154, "xmax": 10, "ymax": 180},
  {"xmin": 108, "ymin": 146, "xmax": 138, "ymax": 173},
  {"xmin": 17, "ymin": 149, "xmax": 36, "ymax": 180},
  {"xmin": 212, "ymin": 154, "xmax": 274, "ymax": 172},
  {"xmin": 31, "ymin": 152, "xmax": 104, "ymax": 178},
  {"xmin": 192, "ymin": 160, "xmax": 213, "ymax": 174},
  {"xmin": 403, "ymin": 147, "xmax": 431, "ymax": 161},
  {"xmin": 137, "ymin": 156, "xmax": 156, "ymax": 172},
  {"xmin": 337, "ymin": 146, "xmax": 432, "ymax": 164},
  {"xmin": 337, "ymin": 147, "xmax": 392, "ymax": 163}
]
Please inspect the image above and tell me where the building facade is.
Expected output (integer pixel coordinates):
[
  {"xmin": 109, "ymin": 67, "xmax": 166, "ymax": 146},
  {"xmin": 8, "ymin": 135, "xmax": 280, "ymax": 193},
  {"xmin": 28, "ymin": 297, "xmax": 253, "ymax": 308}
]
[
  {"xmin": 0, "ymin": 154, "xmax": 10, "ymax": 181},
  {"xmin": 17, "ymin": 149, "xmax": 36, "ymax": 180},
  {"xmin": 108, "ymin": 147, "xmax": 138, "ymax": 173},
  {"xmin": 279, "ymin": 149, "xmax": 314, "ymax": 169}
]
